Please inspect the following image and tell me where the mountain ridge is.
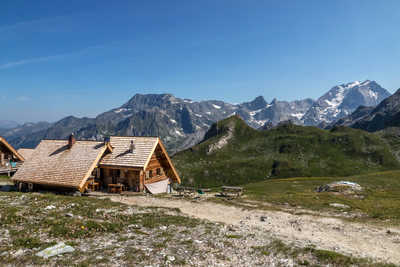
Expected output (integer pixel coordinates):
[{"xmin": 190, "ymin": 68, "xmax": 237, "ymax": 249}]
[
  {"xmin": 1, "ymin": 80, "xmax": 391, "ymax": 152},
  {"xmin": 333, "ymin": 88, "xmax": 400, "ymax": 132},
  {"xmin": 302, "ymin": 80, "xmax": 391, "ymax": 126}
]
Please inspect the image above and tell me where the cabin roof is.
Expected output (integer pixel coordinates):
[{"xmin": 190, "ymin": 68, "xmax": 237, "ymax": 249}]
[
  {"xmin": 12, "ymin": 140, "xmax": 110, "ymax": 191},
  {"xmin": 99, "ymin": 136, "xmax": 159, "ymax": 168},
  {"xmin": 0, "ymin": 136, "xmax": 25, "ymax": 161},
  {"xmin": 17, "ymin": 148, "xmax": 35, "ymax": 161}
]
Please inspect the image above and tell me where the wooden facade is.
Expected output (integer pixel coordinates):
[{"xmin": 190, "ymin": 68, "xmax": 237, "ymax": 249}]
[
  {"xmin": 0, "ymin": 136, "xmax": 24, "ymax": 175},
  {"xmin": 94, "ymin": 137, "xmax": 181, "ymax": 193}
]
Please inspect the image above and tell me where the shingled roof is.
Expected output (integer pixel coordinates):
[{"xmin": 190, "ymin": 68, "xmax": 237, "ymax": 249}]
[
  {"xmin": 12, "ymin": 140, "xmax": 112, "ymax": 191},
  {"xmin": 0, "ymin": 136, "xmax": 24, "ymax": 161},
  {"xmin": 99, "ymin": 136, "xmax": 181, "ymax": 183},
  {"xmin": 17, "ymin": 148, "xmax": 35, "ymax": 161},
  {"xmin": 99, "ymin": 136, "xmax": 159, "ymax": 168}
]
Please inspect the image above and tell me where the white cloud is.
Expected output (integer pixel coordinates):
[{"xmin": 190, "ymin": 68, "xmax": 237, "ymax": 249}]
[
  {"xmin": 0, "ymin": 43, "xmax": 109, "ymax": 70},
  {"xmin": 0, "ymin": 55, "xmax": 63, "ymax": 70}
]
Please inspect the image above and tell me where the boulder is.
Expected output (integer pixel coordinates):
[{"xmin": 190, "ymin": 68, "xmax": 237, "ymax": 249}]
[
  {"xmin": 36, "ymin": 242, "xmax": 74, "ymax": 258},
  {"xmin": 329, "ymin": 203, "xmax": 351, "ymax": 209},
  {"xmin": 316, "ymin": 181, "xmax": 362, "ymax": 193}
]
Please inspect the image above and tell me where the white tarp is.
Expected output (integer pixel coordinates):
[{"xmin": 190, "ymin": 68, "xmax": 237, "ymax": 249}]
[{"xmin": 145, "ymin": 179, "xmax": 169, "ymax": 194}]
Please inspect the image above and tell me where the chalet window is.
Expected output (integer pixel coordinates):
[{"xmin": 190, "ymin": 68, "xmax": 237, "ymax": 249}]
[
  {"xmin": 156, "ymin": 168, "xmax": 161, "ymax": 176},
  {"xmin": 149, "ymin": 170, "xmax": 153, "ymax": 178}
]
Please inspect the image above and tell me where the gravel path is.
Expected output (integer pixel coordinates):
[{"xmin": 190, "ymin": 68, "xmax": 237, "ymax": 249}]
[{"xmin": 109, "ymin": 195, "xmax": 400, "ymax": 265}]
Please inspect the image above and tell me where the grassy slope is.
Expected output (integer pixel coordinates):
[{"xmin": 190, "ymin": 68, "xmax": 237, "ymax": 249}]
[
  {"xmin": 244, "ymin": 170, "xmax": 400, "ymax": 224},
  {"xmin": 173, "ymin": 116, "xmax": 400, "ymax": 187}
]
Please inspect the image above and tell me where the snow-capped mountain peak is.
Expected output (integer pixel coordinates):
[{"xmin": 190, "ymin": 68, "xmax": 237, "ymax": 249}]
[{"xmin": 302, "ymin": 80, "xmax": 391, "ymax": 126}]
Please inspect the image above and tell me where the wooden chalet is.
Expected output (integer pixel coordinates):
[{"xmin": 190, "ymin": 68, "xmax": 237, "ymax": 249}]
[
  {"xmin": 12, "ymin": 135, "xmax": 181, "ymax": 193},
  {"xmin": 97, "ymin": 136, "xmax": 181, "ymax": 193},
  {"xmin": 0, "ymin": 136, "xmax": 25, "ymax": 175}
]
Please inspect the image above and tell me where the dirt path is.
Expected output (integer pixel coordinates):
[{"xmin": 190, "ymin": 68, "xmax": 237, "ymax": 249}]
[{"xmin": 109, "ymin": 195, "xmax": 400, "ymax": 265}]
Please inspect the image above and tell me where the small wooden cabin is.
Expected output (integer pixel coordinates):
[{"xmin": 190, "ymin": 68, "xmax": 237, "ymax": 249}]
[
  {"xmin": 12, "ymin": 135, "xmax": 181, "ymax": 193},
  {"xmin": 0, "ymin": 136, "xmax": 25, "ymax": 175},
  {"xmin": 96, "ymin": 136, "xmax": 181, "ymax": 194}
]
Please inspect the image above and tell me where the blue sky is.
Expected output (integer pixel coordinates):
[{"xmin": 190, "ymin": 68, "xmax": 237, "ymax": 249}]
[{"xmin": 1, "ymin": 0, "xmax": 399, "ymax": 123}]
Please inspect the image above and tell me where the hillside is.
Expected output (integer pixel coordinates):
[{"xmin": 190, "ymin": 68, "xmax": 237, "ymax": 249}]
[{"xmin": 173, "ymin": 116, "xmax": 400, "ymax": 187}]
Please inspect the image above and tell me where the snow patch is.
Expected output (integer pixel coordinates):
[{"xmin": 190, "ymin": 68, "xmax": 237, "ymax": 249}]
[
  {"xmin": 114, "ymin": 108, "xmax": 130, "ymax": 114},
  {"xmin": 212, "ymin": 104, "xmax": 221, "ymax": 109},
  {"xmin": 291, "ymin": 113, "xmax": 304, "ymax": 120},
  {"xmin": 206, "ymin": 111, "xmax": 211, "ymax": 115},
  {"xmin": 365, "ymin": 90, "xmax": 378, "ymax": 100},
  {"xmin": 254, "ymin": 120, "xmax": 268, "ymax": 127},
  {"xmin": 170, "ymin": 119, "xmax": 177, "ymax": 124},
  {"xmin": 324, "ymin": 87, "xmax": 345, "ymax": 109},
  {"xmin": 175, "ymin": 130, "xmax": 184, "ymax": 137},
  {"xmin": 346, "ymin": 81, "xmax": 361, "ymax": 89},
  {"xmin": 361, "ymin": 80, "xmax": 371, "ymax": 86},
  {"xmin": 249, "ymin": 109, "xmax": 263, "ymax": 116},
  {"xmin": 194, "ymin": 114, "xmax": 202, "ymax": 118},
  {"xmin": 248, "ymin": 115, "xmax": 267, "ymax": 127}
]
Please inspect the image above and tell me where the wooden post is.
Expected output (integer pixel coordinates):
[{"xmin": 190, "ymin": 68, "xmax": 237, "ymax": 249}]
[
  {"xmin": 139, "ymin": 170, "xmax": 144, "ymax": 192},
  {"xmin": 0, "ymin": 152, "xmax": 4, "ymax": 166}
]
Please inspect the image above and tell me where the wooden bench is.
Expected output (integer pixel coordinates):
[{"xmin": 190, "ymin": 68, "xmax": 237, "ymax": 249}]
[
  {"xmin": 220, "ymin": 186, "xmax": 243, "ymax": 198},
  {"xmin": 108, "ymin": 183, "xmax": 124, "ymax": 194},
  {"xmin": 176, "ymin": 186, "xmax": 196, "ymax": 196}
]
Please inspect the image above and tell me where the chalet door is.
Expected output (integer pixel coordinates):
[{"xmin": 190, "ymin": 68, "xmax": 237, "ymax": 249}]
[
  {"xmin": 112, "ymin": 169, "xmax": 120, "ymax": 184},
  {"xmin": 127, "ymin": 171, "xmax": 140, "ymax": 191}
]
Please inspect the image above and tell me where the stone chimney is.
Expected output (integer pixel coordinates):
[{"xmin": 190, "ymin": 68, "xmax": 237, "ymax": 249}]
[
  {"xmin": 68, "ymin": 133, "xmax": 76, "ymax": 149},
  {"xmin": 129, "ymin": 140, "xmax": 135, "ymax": 153}
]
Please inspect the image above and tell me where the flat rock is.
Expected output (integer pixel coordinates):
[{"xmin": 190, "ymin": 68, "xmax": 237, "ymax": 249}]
[
  {"xmin": 36, "ymin": 242, "xmax": 75, "ymax": 258},
  {"xmin": 329, "ymin": 203, "xmax": 350, "ymax": 209},
  {"xmin": 316, "ymin": 181, "xmax": 362, "ymax": 193}
]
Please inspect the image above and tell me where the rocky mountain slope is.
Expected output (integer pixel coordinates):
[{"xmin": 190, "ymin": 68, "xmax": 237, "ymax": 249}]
[
  {"xmin": 303, "ymin": 80, "xmax": 390, "ymax": 126},
  {"xmin": 173, "ymin": 116, "xmax": 399, "ymax": 187},
  {"xmin": 1, "ymin": 80, "xmax": 390, "ymax": 152},
  {"xmin": 237, "ymin": 97, "xmax": 315, "ymax": 127},
  {"xmin": 1, "ymin": 94, "xmax": 315, "ymax": 152},
  {"xmin": 0, "ymin": 120, "xmax": 19, "ymax": 130},
  {"xmin": 333, "ymin": 88, "xmax": 400, "ymax": 132},
  {"xmin": 0, "ymin": 121, "xmax": 52, "ymax": 148}
]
